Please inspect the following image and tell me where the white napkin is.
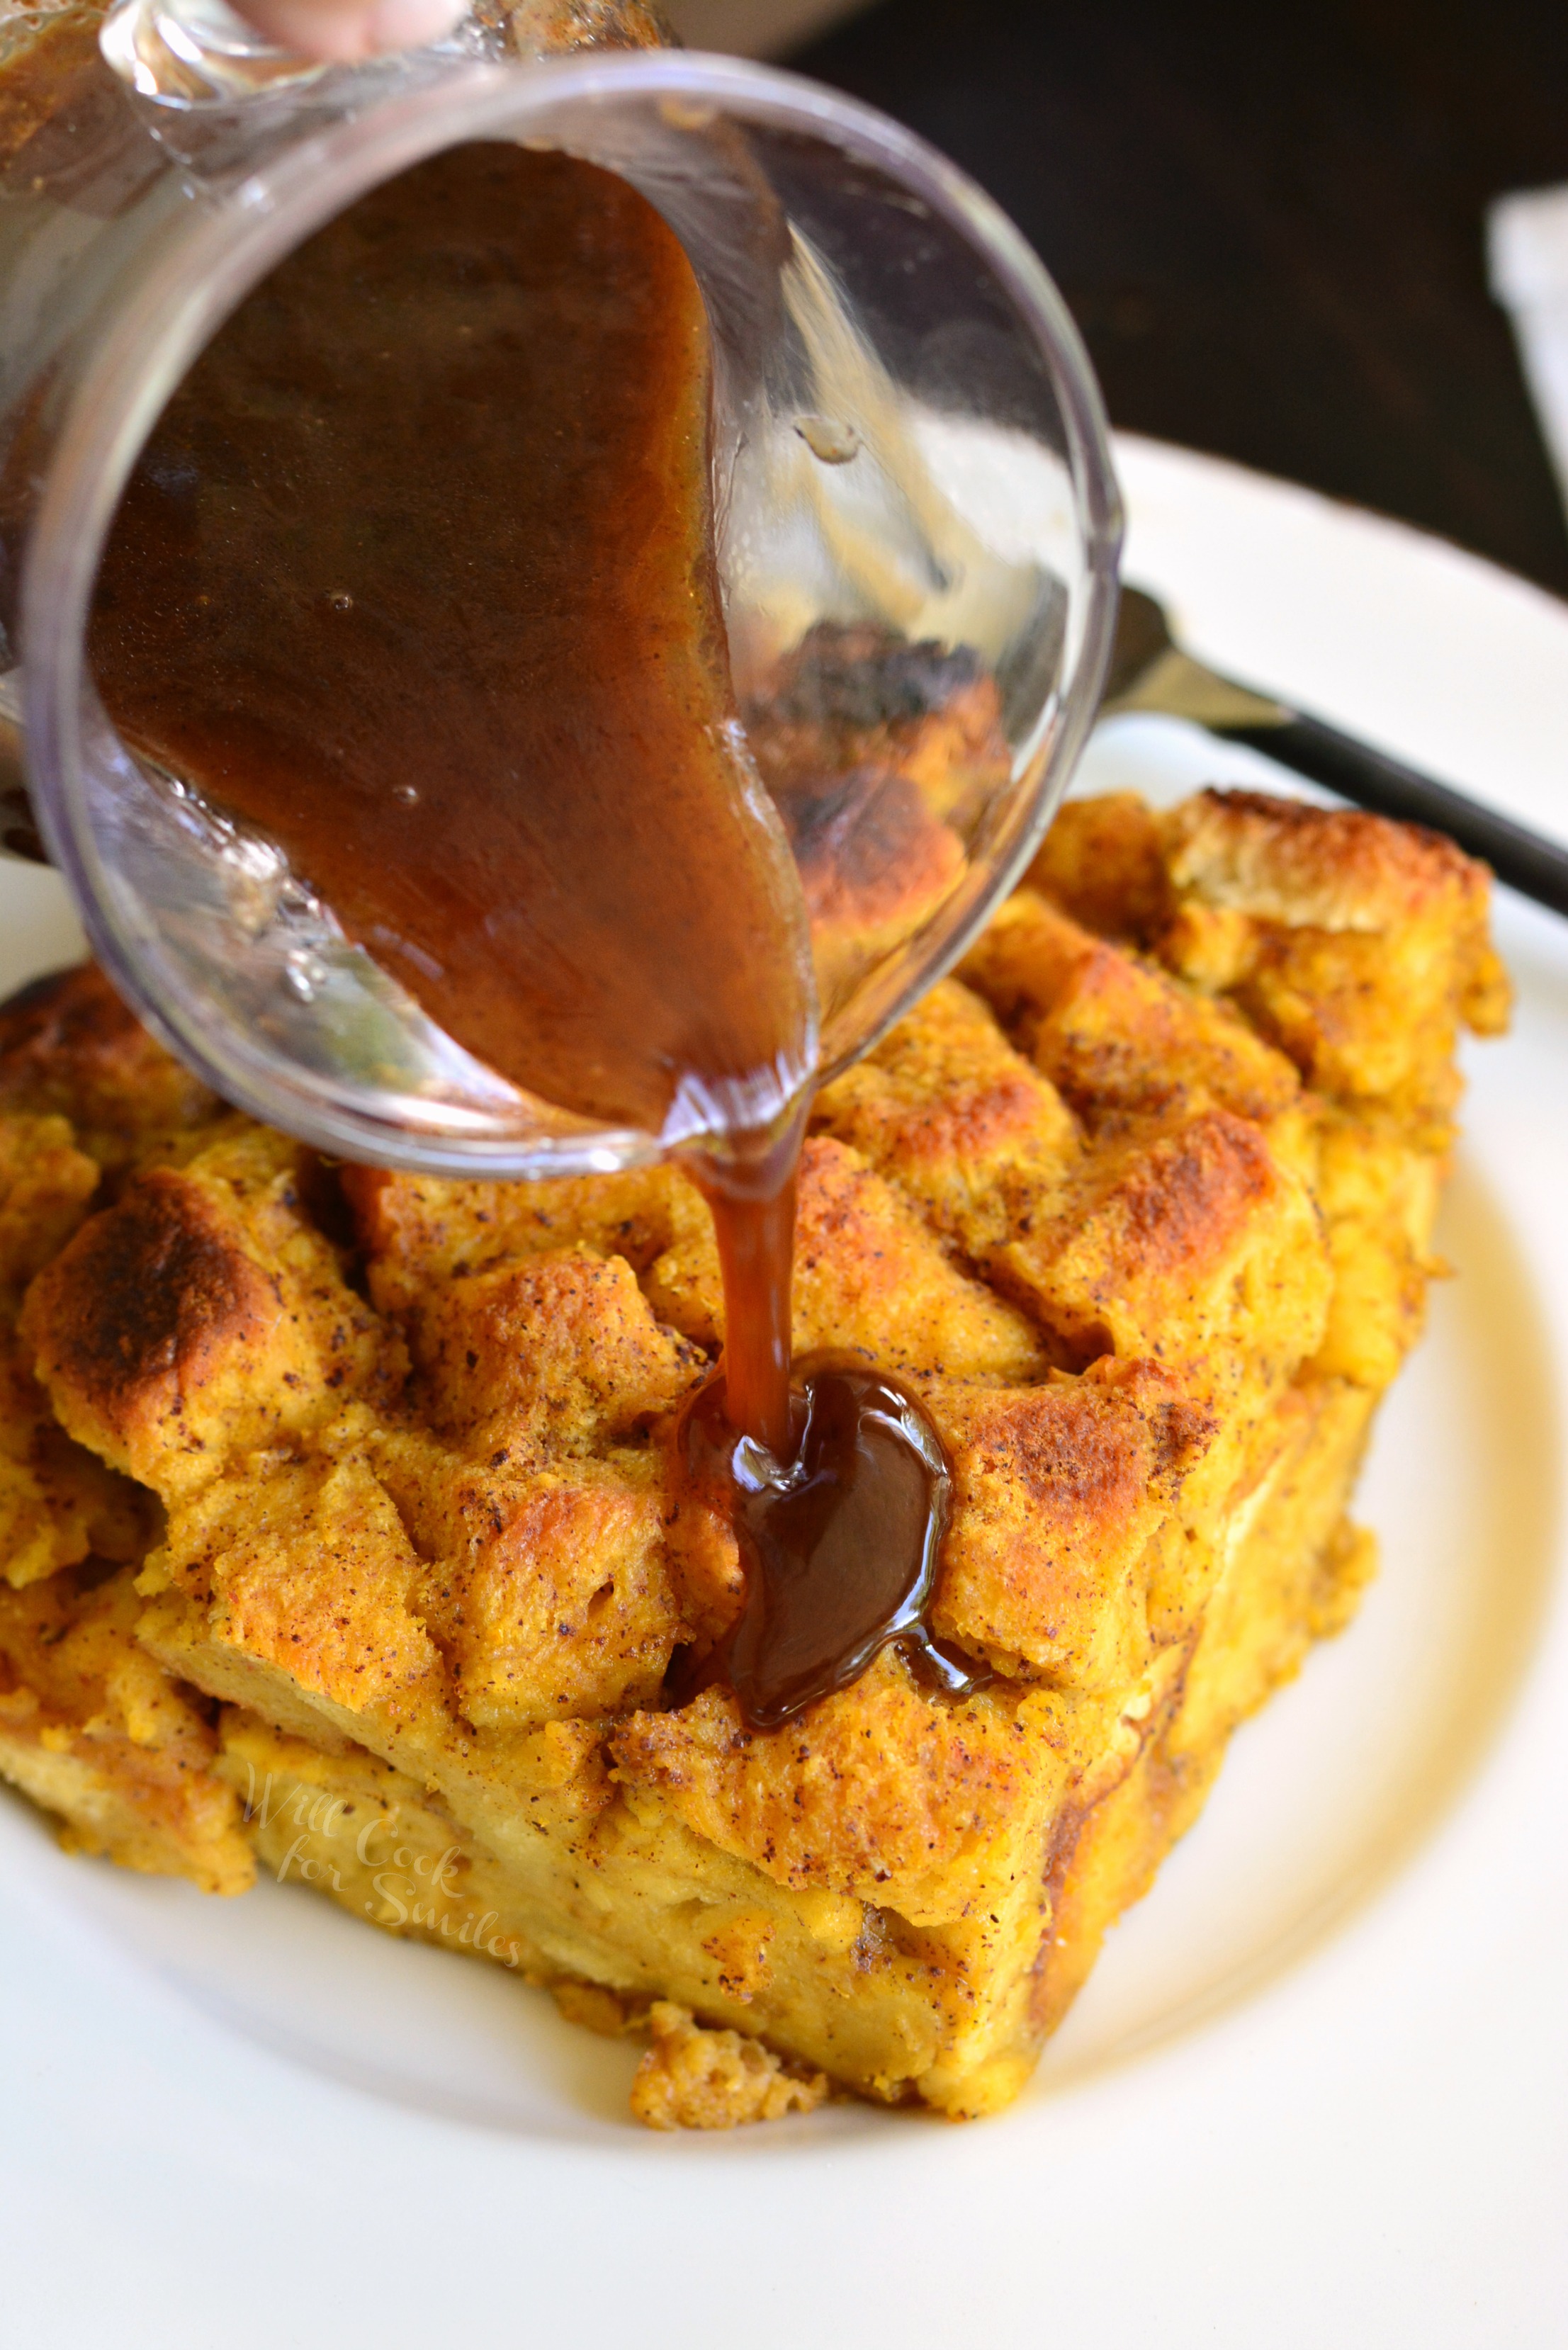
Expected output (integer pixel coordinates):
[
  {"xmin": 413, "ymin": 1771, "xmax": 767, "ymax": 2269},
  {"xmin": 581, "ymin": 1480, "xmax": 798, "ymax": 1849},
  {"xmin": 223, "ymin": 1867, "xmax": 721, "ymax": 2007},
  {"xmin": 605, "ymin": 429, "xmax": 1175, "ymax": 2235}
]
[{"xmin": 1489, "ymin": 183, "xmax": 1568, "ymax": 526}]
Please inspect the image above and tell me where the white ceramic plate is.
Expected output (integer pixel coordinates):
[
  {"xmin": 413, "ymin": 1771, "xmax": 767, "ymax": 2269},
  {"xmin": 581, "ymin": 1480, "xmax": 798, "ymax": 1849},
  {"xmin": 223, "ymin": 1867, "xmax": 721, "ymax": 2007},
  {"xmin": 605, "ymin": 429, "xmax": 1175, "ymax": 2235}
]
[{"xmin": 3, "ymin": 436, "xmax": 1566, "ymax": 2346}]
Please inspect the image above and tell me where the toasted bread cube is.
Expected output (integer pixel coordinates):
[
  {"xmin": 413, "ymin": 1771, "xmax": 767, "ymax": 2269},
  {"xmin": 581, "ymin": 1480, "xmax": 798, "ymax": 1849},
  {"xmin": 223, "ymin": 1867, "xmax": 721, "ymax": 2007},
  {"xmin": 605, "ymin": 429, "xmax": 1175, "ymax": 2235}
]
[
  {"xmin": 961, "ymin": 889, "xmax": 1302, "ymax": 1130},
  {"xmin": 925, "ymin": 1359, "xmax": 1215, "ymax": 1686},
  {"xmin": 813, "ymin": 979, "xmax": 1081, "ymax": 1259},
  {"xmin": 1157, "ymin": 789, "xmax": 1511, "ymax": 1117},
  {"xmin": 1024, "ymin": 791, "xmax": 1171, "ymax": 943},
  {"xmin": 645, "ymin": 1134, "xmax": 1044, "ymax": 1384},
  {"xmin": 397, "ymin": 1245, "xmax": 706, "ymax": 1463},
  {"xmin": 0, "ymin": 963, "xmax": 220, "ymax": 1169}
]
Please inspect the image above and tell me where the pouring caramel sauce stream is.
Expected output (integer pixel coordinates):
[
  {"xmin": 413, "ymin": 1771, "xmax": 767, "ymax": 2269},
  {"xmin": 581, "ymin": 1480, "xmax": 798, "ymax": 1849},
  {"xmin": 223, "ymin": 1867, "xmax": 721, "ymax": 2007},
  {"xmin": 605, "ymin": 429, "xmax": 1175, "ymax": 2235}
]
[{"xmin": 89, "ymin": 140, "xmax": 983, "ymax": 1725}]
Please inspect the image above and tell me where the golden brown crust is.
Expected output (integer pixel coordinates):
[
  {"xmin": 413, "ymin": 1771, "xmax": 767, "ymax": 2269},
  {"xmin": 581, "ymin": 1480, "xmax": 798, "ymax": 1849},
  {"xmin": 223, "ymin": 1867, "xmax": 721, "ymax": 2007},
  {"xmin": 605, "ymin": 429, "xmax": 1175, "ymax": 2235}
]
[
  {"xmin": 150, "ymin": 1455, "xmax": 438, "ymax": 1715},
  {"xmin": 1151, "ymin": 789, "xmax": 1511, "ymax": 1117},
  {"xmin": 813, "ymin": 978, "xmax": 1080, "ymax": 1261},
  {"xmin": 344, "ymin": 1158, "xmax": 702, "ymax": 1309},
  {"xmin": 0, "ymin": 1114, "xmax": 100, "ymax": 1306},
  {"xmin": 22, "ymin": 1126, "xmax": 401, "ymax": 1493},
  {"xmin": 993, "ymin": 1103, "xmax": 1330, "ymax": 1378},
  {"xmin": 23, "ymin": 1169, "xmax": 278, "ymax": 1469},
  {"xmin": 610, "ymin": 1651, "xmax": 1064, "ymax": 1913},
  {"xmin": 1162, "ymin": 787, "xmax": 1491, "ymax": 933},
  {"xmin": 0, "ymin": 1110, "xmax": 153, "ymax": 1588},
  {"xmin": 645, "ymin": 1134, "xmax": 1045, "ymax": 1383},
  {"xmin": 507, "ymin": 0, "xmax": 672, "ymax": 53},
  {"xmin": 0, "ymin": 964, "xmax": 218, "ymax": 1146},
  {"xmin": 397, "ymin": 1452, "xmax": 682, "ymax": 1726},
  {"xmin": 0, "ymin": 1326, "xmax": 151, "ymax": 1590},
  {"xmin": 1025, "ymin": 791, "xmax": 1171, "ymax": 943},
  {"xmin": 927, "ymin": 1360, "xmax": 1215, "ymax": 1685},
  {"xmin": 398, "ymin": 1245, "xmax": 707, "ymax": 1461},
  {"xmin": 961, "ymin": 889, "xmax": 1302, "ymax": 1131}
]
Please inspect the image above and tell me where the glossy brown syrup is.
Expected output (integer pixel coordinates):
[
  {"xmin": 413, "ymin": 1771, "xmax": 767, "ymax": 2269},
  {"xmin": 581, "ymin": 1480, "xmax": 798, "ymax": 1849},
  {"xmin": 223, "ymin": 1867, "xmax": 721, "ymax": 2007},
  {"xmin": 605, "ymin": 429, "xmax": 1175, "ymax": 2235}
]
[
  {"xmin": 693, "ymin": 1135, "xmax": 803, "ymax": 1463},
  {"xmin": 90, "ymin": 142, "xmax": 811, "ymax": 1154},
  {"xmin": 675, "ymin": 1365, "xmax": 988, "ymax": 1728},
  {"xmin": 88, "ymin": 139, "xmax": 972, "ymax": 1727}
]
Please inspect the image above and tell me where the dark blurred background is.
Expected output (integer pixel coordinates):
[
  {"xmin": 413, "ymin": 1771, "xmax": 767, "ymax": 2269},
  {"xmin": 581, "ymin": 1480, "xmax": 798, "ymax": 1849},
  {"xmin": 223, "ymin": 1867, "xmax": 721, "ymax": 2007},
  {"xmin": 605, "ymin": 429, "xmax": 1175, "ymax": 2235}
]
[{"xmin": 753, "ymin": 0, "xmax": 1568, "ymax": 597}]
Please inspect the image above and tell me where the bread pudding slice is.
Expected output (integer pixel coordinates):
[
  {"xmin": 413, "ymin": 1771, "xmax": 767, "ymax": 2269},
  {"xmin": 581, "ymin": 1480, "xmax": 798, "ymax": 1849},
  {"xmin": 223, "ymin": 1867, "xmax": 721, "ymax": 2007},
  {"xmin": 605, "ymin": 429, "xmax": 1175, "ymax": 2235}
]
[{"xmin": 0, "ymin": 787, "xmax": 1506, "ymax": 2124}]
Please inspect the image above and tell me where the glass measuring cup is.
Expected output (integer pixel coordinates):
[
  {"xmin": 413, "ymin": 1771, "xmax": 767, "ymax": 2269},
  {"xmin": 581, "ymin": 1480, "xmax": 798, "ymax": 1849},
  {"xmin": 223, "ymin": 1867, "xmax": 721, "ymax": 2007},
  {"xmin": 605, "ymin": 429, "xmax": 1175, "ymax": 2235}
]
[{"xmin": 1, "ymin": 2, "xmax": 1122, "ymax": 1176}]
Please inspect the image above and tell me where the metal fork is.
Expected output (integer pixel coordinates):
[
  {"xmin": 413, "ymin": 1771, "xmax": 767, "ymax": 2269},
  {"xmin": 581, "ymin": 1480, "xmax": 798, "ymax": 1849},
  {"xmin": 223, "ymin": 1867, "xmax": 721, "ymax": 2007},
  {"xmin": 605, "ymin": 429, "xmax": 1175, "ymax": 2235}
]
[{"xmin": 1104, "ymin": 584, "xmax": 1568, "ymax": 916}]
